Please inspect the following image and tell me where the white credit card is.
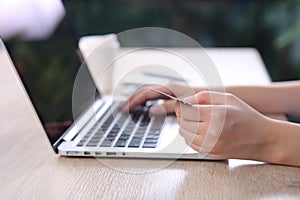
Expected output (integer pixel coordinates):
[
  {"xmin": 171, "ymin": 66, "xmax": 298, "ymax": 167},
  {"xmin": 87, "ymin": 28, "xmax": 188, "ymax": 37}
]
[{"xmin": 149, "ymin": 87, "xmax": 193, "ymax": 106}]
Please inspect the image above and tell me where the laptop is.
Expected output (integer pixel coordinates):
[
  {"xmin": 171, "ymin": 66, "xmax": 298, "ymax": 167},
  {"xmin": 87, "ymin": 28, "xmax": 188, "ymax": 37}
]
[{"xmin": 2, "ymin": 18, "xmax": 212, "ymax": 161}]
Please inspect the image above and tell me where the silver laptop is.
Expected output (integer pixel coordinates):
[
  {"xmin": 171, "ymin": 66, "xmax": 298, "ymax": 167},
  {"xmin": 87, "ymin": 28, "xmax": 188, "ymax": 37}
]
[{"xmin": 2, "ymin": 20, "xmax": 212, "ymax": 160}]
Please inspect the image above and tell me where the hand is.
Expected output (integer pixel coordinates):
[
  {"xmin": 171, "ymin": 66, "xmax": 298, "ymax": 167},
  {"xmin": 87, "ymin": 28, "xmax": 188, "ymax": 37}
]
[
  {"xmin": 176, "ymin": 91, "xmax": 274, "ymax": 161},
  {"xmin": 120, "ymin": 82, "xmax": 198, "ymax": 115}
]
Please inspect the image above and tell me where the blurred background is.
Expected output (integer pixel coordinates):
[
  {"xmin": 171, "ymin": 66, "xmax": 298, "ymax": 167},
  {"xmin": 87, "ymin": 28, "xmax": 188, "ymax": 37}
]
[
  {"xmin": 66, "ymin": 0, "xmax": 300, "ymax": 81},
  {"xmin": 2, "ymin": 0, "xmax": 300, "ymax": 81},
  {"xmin": 1, "ymin": 0, "xmax": 300, "ymax": 124}
]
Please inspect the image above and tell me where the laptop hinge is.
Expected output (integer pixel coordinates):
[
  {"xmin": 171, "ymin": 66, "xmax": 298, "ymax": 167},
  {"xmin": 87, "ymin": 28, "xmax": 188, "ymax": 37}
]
[{"xmin": 53, "ymin": 138, "xmax": 66, "ymax": 153}]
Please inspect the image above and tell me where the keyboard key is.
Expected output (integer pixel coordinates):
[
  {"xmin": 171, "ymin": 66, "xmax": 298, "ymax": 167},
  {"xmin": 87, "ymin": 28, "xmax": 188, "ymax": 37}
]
[
  {"xmin": 146, "ymin": 135, "xmax": 160, "ymax": 139},
  {"xmin": 147, "ymin": 130, "xmax": 161, "ymax": 136},
  {"xmin": 144, "ymin": 138, "xmax": 158, "ymax": 144},
  {"xmin": 140, "ymin": 112, "xmax": 151, "ymax": 126},
  {"xmin": 77, "ymin": 141, "xmax": 85, "ymax": 146},
  {"xmin": 106, "ymin": 136, "xmax": 116, "ymax": 141},
  {"xmin": 125, "ymin": 122, "xmax": 135, "ymax": 131},
  {"xmin": 110, "ymin": 127, "xmax": 120, "ymax": 134},
  {"xmin": 119, "ymin": 133, "xmax": 130, "ymax": 140},
  {"xmin": 136, "ymin": 127, "xmax": 147, "ymax": 133},
  {"xmin": 86, "ymin": 141, "xmax": 98, "ymax": 147},
  {"xmin": 89, "ymin": 138, "xmax": 100, "ymax": 143},
  {"xmin": 142, "ymin": 143, "xmax": 157, "ymax": 148},
  {"xmin": 130, "ymin": 105, "xmax": 144, "ymax": 123},
  {"xmin": 151, "ymin": 116, "xmax": 165, "ymax": 131},
  {"xmin": 115, "ymin": 139, "xmax": 127, "ymax": 147},
  {"xmin": 84, "ymin": 131, "xmax": 93, "ymax": 137},
  {"xmin": 95, "ymin": 129, "xmax": 106, "ymax": 134},
  {"xmin": 100, "ymin": 139, "xmax": 113, "ymax": 147},
  {"xmin": 91, "ymin": 135, "xmax": 102, "ymax": 140},
  {"xmin": 128, "ymin": 137, "xmax": 142, "ymax": 148},
  {"xmin": 80, "ymin": 138, "xmax": 88, "ymax": 142}
]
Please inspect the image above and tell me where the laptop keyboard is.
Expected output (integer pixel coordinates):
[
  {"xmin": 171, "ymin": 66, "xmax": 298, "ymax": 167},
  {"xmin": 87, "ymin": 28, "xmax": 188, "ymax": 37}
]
[{"xmin": 76, "ymin": 102, "xmax": 166, "ymax": 148}]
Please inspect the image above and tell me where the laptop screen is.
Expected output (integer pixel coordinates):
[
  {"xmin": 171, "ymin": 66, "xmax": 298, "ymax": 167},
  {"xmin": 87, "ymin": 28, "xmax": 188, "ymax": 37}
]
[{"xmin": 5, "ymin": 17, "xmax": 99, "ymax": 147}]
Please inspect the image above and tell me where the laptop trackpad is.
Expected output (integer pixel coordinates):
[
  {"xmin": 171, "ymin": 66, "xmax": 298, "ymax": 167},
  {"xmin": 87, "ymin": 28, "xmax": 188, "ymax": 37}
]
[{"xmin": 157, "ymin": 117, "xmax": 198, "ymax": 154}]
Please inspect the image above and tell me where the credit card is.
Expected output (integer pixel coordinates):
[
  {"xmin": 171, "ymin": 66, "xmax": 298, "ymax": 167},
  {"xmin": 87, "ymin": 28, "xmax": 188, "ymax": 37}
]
[{"xmin": 149, "ymin": 87, "xmax": 193, "ymax": 106}]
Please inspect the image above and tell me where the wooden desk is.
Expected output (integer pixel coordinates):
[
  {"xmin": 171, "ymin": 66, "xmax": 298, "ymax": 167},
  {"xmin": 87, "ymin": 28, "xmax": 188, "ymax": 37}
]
[{"xmin": 1, "ymin": 48, "xmax": 300, "ymax": 199}]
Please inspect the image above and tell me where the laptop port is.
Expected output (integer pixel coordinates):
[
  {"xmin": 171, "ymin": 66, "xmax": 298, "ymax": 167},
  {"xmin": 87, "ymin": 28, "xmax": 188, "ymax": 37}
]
[
  {"xmin": 84, "ymin": 151, "xmax": 91, "ymax": 155},
  {"xmin": 106, "ymin": 152, "xmax": 116, "ymax": 156}
]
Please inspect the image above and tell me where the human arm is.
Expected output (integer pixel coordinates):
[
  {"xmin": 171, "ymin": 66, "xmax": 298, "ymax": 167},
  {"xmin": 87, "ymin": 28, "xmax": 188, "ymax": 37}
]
[
  {"xmin": 222, "ymin": 80, "xmax": 300, "ymax": 118},
  {"xmin": 120, "ymin": 80, "xmax": 300, "ymax": 118}
]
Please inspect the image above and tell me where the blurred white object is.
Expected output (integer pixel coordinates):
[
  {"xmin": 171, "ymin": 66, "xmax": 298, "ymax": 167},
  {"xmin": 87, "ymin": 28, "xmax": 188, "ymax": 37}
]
[
  {"xmin": 0, "ymin": 0, "xmax": 65, "ymax": 40},
  {"xmin": 79, "ymin": 34, "xmax": 120, "ymax": 94}
]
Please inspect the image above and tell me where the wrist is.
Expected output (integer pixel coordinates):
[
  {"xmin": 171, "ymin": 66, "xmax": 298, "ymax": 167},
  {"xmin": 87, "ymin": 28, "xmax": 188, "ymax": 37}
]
[
  {"xmin": 244, "ymin": 116, "xmax": 279, "ymax": 163},
  {"xmin": 258, "ymin": 117, "xmax": 282, "ymax": 164},
  {"xmin": 259, "ymin": 118, "xmax": 300, "ymax": 167}
]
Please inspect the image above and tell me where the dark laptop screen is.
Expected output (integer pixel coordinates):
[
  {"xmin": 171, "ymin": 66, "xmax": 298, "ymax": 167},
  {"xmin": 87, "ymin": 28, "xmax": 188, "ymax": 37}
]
[{"xmin": 5, "ymin": 17, "xmax": 99, "ymax": 146}]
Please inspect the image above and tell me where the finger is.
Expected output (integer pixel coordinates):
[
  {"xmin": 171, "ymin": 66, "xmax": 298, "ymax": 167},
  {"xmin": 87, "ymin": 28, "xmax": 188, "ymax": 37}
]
[
  {"xmin": 174, "ymin": 102, "xmax": 181, "ymax": 124},
  {"xmin": 120, "ymin": 85, "xmax": 174, "ymax": 112},
  {"xmin": 179, "ymin": 119, "xmax": 207, "ymax": 135},
  {"xmin": 189, "ymin": 143, "xmax": 200, "ymax": 152},
  {"xmin": 189, "ymin": 143, "xmax": 212, "ymax": 156},
  {"xmin": 149, "ymin": 99, "xmax": 176, "ymax": 115},
  {"xmin": 176, "ymin": 103, "xmax": 212, "ymax": 122},
  {"xmin": 184, "ymin": 91, "xmax": 227, "ymax": 105},
  {"xmin": 179, "ymin": 127, "xmax": 203, "ymax": 147},
  {"xmin": 180, "ymin": 128, "xmax": 218, "ymax": 156}
]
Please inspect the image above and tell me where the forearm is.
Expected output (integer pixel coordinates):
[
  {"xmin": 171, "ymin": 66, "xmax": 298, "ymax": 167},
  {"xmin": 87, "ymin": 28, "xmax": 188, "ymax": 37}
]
[
  {"xmin": 224, "ymin": 81, "xmax": 300, "ymax": 118},
  {"xmin": 262, "ymin": 118, "xmax": 300, "ymax": 167},
  {"xmin": 225, "ymin": 85, "xmax": 286, "ymax": 113}
]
